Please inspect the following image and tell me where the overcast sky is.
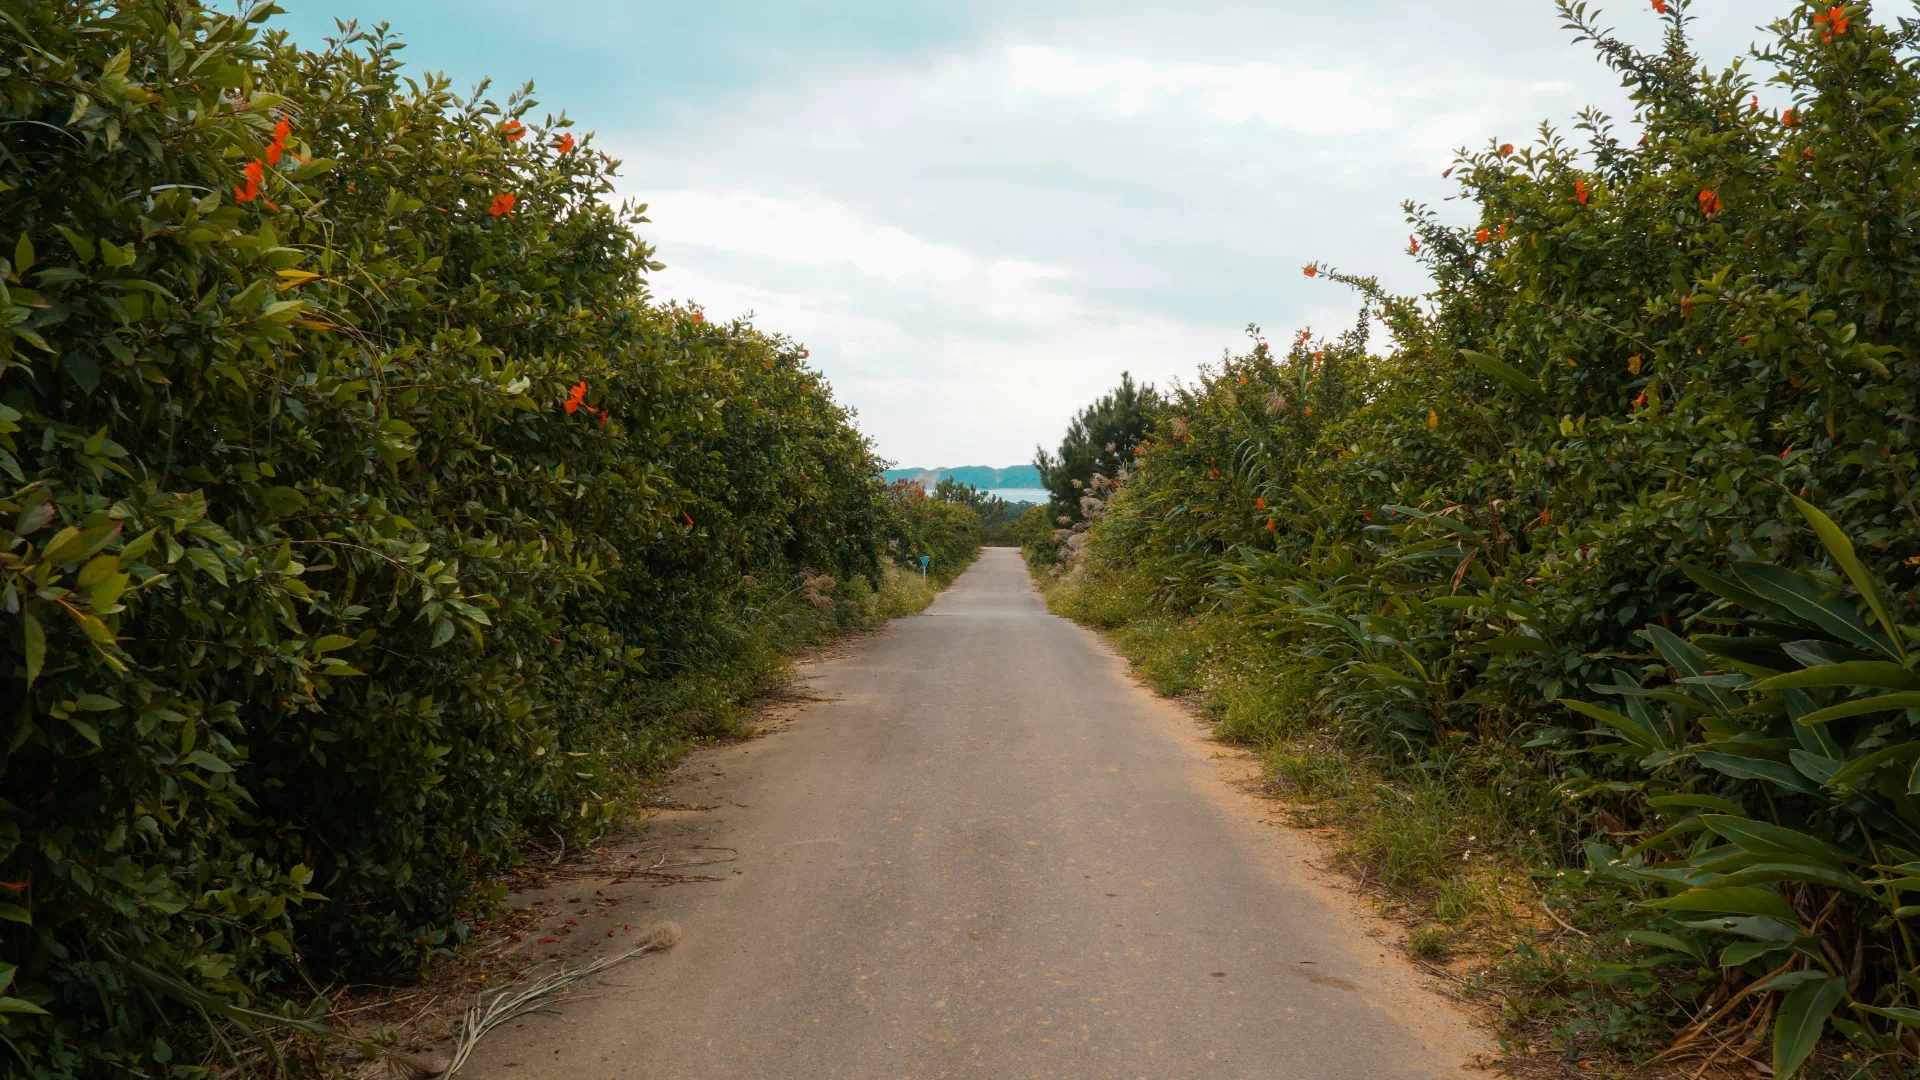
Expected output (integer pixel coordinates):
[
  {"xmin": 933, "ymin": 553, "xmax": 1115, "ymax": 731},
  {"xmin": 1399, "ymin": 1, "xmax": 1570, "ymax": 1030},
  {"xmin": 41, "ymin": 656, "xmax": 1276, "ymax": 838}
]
[{"xmin": 280, "ymin": 1, "xmax": 1783, "ymax": 469}]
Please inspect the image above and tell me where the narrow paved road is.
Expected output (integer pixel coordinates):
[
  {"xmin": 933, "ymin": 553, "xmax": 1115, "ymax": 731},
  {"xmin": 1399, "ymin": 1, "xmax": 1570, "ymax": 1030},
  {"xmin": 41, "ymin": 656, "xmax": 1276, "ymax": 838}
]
[{"xmin": 470, "ymin": 549, "xmax": 1488, "ymax": 1079}]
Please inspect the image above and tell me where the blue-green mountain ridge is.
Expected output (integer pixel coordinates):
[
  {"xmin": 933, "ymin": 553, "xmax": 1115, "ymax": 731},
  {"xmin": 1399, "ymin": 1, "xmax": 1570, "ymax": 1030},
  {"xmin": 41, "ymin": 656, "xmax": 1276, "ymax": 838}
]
[{"xmin": 882, "ymin": 465, "xmax": 1042, "ymax": 489}]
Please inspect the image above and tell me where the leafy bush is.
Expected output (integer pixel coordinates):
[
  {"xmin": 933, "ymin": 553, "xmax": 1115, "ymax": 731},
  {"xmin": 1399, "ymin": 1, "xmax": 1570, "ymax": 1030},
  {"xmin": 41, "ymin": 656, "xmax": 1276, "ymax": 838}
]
[
  {"xmin": 0, "ymin": 2, "xmax": 912, "ymax": 1073},
  {"xmin": 1072, "ymin": 1, "xmax": 1920, "ymax": 1071}
]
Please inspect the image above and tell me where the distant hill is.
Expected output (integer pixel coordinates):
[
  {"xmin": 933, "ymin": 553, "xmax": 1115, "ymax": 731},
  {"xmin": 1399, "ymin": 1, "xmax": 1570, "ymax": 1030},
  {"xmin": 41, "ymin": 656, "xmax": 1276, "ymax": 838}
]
[{"xmin": 882, "ymin": 465, "xmax": 1042, "ymax": 489}]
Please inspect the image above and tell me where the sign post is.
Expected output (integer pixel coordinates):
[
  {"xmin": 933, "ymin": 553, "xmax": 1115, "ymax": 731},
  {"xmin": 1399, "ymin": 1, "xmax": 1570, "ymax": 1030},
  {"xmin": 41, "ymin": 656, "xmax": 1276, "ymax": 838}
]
[{"xmin": 919, "ymin": 554, "xmax": 930, "ymax": 582}]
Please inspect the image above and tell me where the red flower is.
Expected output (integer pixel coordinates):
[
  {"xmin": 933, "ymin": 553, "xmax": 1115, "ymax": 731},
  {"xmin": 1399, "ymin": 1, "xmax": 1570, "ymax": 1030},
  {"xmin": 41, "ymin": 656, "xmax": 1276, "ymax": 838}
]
[
  {"xmin": 1782, "ymin": 109, "xmax": 1797, "ymax": 127},
  {"xmin": 1804, "ymin": 147, "xmax": 1815, "ymax": 160},
  {"xmin": 1650, "ymin": 0, "xmax": 1666, "ymax": 11},
  {"xmin": 1574, "ymin": 179, "xmax": 1589, "ymax": 205},
  {"xmin": 1749, "ymin": 95, "xmax": 1759, "ymax": 112},
  {"xmin": 564, "ymin": 381, "xmax": 587, "ymax": 414},
  {"xmin": 684, "ymin": 513, "xmax": 695, "ymax": 528},
  {"xmin": 1814, "ymin": 6, "xmax": 1849, "ymax": 42},
  {"xmin": 489, "ymin": 192, "xmax": 518, "ymax": 217},
  {"xmin": 1408, "ymin": 235, "xmax": 1420, "ymax": 254},
  {"xmin": 595, "ymin": 407, "xmax": 609, "ymax": 426},
  {"xmin": 1540, "ymin": 508, "xmax": 1552, "ymax": 524},
  {"xmin": 1265, "ymin": 519, "xmax": 1276, "ymax": 532},
  {"xmin": 1632, "ymin": 389, "xmax": 1648, "ymax": 408},
  {"xmin": 1780, "ymin": 445, "xmax": 1793, "ymax": 459},
  {"xmin": 1496, "ymin": 222, "xmax": 1508, "ymax": 240},
  {"xmin": 1302, "ymin": 263, "xmax": 1319, "ymax": 278},
  {"xmin": 1498, "ymin": 143, "xmax": 1514, "ymax": 158},
  {"xmin": 1476, "ymin": 226, "xmax": 1491, "ymax": 244},
  {"xmin": 1442, "ymin": 166, "xmax": 1455, "ymax": 178},
  {"xmin": 1255, "ymin": 497, "xmax": 1266, "ymax": 509},
  {"xmin": 1697, "ymin": 188, "xmax": 1721, "ymax": 216},
  {"xmin": 556, "ymin": 133, "xmax": 577, "ymax": 154},
  {"xmin": 265, "ymin": 118, "xmax": 291, "ymax": 166},
  {"xmin": 235, "ymin": 158, "xmax": 264, "ymax": 203},
  {"xmin": 502, "ymin": 119, "xmax": 526, "ymax": 141}
]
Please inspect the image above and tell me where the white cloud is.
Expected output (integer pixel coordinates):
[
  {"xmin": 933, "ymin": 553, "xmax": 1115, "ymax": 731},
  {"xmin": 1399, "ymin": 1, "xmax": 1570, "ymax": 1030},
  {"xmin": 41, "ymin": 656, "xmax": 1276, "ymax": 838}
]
[{"xmin": 1005, "ymin": 46, "xmax": 1397, "ymax": 134}]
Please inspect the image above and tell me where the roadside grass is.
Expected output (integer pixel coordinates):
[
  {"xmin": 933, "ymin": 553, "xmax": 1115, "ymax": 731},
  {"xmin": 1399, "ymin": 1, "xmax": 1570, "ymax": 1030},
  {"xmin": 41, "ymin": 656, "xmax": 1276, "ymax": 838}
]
[{"xmin": 1037, "ymin": 561, "xmax": 1728, "ymax": 1076}]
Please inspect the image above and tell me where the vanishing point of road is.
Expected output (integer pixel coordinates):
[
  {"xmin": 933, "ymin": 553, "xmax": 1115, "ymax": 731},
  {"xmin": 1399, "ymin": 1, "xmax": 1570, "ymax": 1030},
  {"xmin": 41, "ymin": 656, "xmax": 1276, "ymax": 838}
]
[{"xmin": 469, "ymin": 548, "xmax": 1489, "ymax": 1079}]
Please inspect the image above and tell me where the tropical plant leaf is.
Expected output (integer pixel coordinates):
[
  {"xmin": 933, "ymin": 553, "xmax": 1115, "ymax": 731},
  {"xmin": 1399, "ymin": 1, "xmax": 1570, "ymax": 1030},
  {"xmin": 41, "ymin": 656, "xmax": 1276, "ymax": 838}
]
[
  {"xmin": 1792, "ymin": 496, "xmax": 1903, "ymax": 660},
  {"xmin": 1773, "ymin": 975, "xmax": 1846, "ymax": 1080}
]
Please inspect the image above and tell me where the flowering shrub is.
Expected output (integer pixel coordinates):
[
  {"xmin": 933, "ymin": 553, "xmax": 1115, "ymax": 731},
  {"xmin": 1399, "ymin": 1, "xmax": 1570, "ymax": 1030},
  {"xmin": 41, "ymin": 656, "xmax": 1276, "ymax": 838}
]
[
  {"xmin": 1081, "ymin": 1, "xmax": 1920, "ymax": 1072},
  {"xmin": 0, "ymin": 2, "xmax": 904, "ymax": 1072}
]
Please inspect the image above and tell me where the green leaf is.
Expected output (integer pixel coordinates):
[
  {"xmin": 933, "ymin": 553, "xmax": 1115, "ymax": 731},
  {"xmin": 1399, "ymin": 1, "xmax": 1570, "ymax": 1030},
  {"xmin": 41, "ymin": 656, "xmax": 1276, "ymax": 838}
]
[
  {"xmin": 1459, "ymin": 349, "xmax": 1547, "ymax": 401},
  {"xmin": 1793, "ymin": 496, "xmax": 1903, "ymax": 660},
  {"xmin": 1734, "ymin": 563, "xmax": 1895, "ymax": 658},
  {"xmin": 22, "ymin": 613, "xmax": 43, "ymax": 687},
  {"xmin": 1466, "ymin": 634, "xmax": 1549, "ymax": 654},
  {"xmin": 1647, "ymin": 886, "xmax": 1800, "ymax": 922},
  {"xmin": 1858, "ymin": 1004, "xmax": 1920, "ymax": 1029},
  {"xmin": 13, "ymin": 233, "xmax": 32, "ymax": 274},
  {"xmin": 311, "ymin": 635, "xmax": 356, "ymax": 655},
  {"xmin": 1696, "ymin": 752, "xmax": 1818, "ymax": 793},
  {"xmin": 1701, "ymin": 816, "xmax": 1846, "ymax": 870},
  {"xmin": 1752, "ymin": 662, "xmax": 1920, "ymax": 693},
  {"xmin": 182, "ymin": 750, "xmax": 232, "ymax": 774},
  {"xmin": 1796, "ymin": 691, "xmax": 1920, "ymax": 725},
  {"xmin": 1774, "ymin": 975, "xmax": 1845, "ymax": 1080},
  {"xmin": 0, "ymin": 996, "xmax": 48, "ymax": 1016},
  {"xmin": 0, "ymin": 904, "xmax": 28, "ymax": 925},
  {"xmin": 1648, "ymin": 794, "xmax": 1746, "ymax": 815},
  {"xmin": 52, "ymin": 225, "xmax": 94, "ymax": 263},
  {"xmin": 1721, "ymin": 940, "xmax": 1790, "ymax": 967},
  {"xmin": 64, "ymin": 716, "xmax": 100, "ymax": 748},
  {"xmin": 182, "ymin": 547, "xmax": 228, "ymax": 586},
  {"xmin": 1827, "ymin": 741, "xmax": 1920, "ymax": 789},
  {"xmin": 1625, "ymin": 930, "xmax": 1704, "ymax": 959},
  {"xmin": 1561, "ymin": 697, "xmax": 1663, "ymax": 751}
]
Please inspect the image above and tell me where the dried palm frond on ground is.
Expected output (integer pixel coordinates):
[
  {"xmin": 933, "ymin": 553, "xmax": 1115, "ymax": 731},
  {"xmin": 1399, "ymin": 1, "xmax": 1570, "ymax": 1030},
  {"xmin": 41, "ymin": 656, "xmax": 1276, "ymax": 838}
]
[{"xmin": 432, "ymin": 922, "xmax": 682, "ymax": 1077}]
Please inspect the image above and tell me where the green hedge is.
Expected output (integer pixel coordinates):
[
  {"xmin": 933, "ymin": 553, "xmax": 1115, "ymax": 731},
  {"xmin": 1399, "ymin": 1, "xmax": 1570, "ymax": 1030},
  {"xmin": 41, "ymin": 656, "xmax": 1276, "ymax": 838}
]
[
  {"xmin": 1080, "ymin": 2, "xmax": 1920, "ymax": 1072},
  {"xmin": 0, "ymin": 2, "xmax": 903, "ymax": 1073}
]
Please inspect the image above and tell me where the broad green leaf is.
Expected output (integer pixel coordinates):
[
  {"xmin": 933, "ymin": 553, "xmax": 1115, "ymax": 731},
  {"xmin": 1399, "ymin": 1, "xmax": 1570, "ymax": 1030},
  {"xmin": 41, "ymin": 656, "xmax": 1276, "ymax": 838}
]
[
  {"xmin": 1561, "ymin": 698, "xmax": 1664, "ymax": 751},
  {"xmin": 1827, "ymin": 741, "xmax": 1920, "ymax": 789},
  {"xmin": 1459, "ymin": 349, "xmax": 1547, "ymax": 401},
  {"xmin": 1752, "ymin": 662, "xmax": 1920, "ymax": 693},
  {"xmin": 1734, "ymin": 563, "xmax": 1895, "ymax": 658},
  {"xmin": 1647, "ymin": 886, "xmax": 1800, "ymax": 922},
  {"xmin": 0, "ymin": 904, "xmax": 28, "ymax": 925},
  {"xmin": 1792, "ymin": 496, "xmax": 1902, "ymax": 660},
  {"xmin": 1858, "ymin": 1004, "xmax": 1920, "ymax": 1029},
  {"xmin": 1796, "ymin": 691, "xmax": 1920, "ymax": 725},
  {"xmin": 1648, "ymin": 793, "xmax": 1746, "ymax": 816},
  {"xmin": 1701, "ymin": 816, "xmax": 1847, "ymax": 870},
  {"xmin": 1774, "ymin": 975, "xmax": 1845, "ymax": 1080},
  {"xmin": 182, "ymin": 750, "xmax": 232, "ymax": 774},
  {"xmin": 1696, "ymin": 752, "xmax": 1818, "ymax": 793},
  {"xmin": 22, "ymin": 613, "xmax": 43, "ymax": 687}
]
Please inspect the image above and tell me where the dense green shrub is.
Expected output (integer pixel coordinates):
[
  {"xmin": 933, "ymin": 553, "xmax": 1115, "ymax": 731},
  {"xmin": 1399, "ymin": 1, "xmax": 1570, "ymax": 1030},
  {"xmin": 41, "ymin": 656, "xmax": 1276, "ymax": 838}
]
[
  {"xmin": 1076, "ymin": 1, "xmax": 1920, "ymax": 1071},
  {"xmin": 0, "ymin": 2, "xmax": 909, "ymax": 1073},
  {"xmin": 886, "ymin": 481, "xmax": 982, "ymax": 586}
]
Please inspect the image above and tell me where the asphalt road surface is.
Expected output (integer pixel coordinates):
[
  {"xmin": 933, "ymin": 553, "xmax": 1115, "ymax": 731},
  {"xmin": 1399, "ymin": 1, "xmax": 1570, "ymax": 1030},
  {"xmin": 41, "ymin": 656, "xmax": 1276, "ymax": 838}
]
[{"xmin": 467, "ymin": 547, "xmax": 1489, "ymax": 1080}]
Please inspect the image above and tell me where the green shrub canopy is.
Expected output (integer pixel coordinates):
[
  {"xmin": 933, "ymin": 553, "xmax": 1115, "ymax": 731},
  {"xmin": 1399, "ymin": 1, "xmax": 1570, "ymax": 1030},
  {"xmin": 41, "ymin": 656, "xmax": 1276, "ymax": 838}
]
[
  {"xmin": 1085, "ymin": 2, "xmax": 1920, "ymax": 1072},
  {"xmin": 0, "ymin": 1, "xmax": 936, "ymax": 1072}
]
